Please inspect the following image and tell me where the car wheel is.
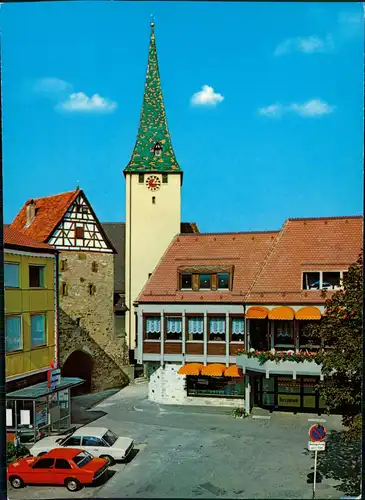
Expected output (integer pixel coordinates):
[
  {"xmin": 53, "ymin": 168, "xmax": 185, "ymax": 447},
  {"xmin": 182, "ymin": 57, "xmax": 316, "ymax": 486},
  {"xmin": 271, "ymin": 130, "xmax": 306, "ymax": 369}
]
[
  {"xmin": 100, "ymin": 454, "xmax": 115, "ymax": 465},
  {"xmin": 9, "ymin": 476, "xmax": 24, "ymax": 489},
  {"xmin": 65, "ymin": 477, "xmax": 81, "ymax": 492}
]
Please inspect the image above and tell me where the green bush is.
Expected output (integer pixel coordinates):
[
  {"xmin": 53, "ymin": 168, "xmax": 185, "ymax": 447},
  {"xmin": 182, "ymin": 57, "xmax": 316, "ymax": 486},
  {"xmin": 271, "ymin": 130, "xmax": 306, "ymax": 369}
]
[{"xmin": 7, "ymin": 441, "xmax": 30, "ymax": 464}]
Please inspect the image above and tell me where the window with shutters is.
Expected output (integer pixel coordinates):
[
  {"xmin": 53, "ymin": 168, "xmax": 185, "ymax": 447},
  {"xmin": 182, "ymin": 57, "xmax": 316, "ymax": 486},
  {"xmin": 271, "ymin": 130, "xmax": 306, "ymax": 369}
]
[
  {"xmin": 179, "ymin": 272, "xmax": 231, "ymax": 291},
  {"xmin": 91, "ymin": 261, "xmax": 98, "ymax": 273},
  {"xmin": 88, "ymin": 284, "xmax": 96, "ymax": 295}
]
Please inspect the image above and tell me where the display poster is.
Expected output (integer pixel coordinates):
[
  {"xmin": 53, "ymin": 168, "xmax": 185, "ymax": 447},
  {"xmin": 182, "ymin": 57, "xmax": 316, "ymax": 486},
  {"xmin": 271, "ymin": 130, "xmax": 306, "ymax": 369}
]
[
  {"xmin": 303, "ymin": 395, "xmax": 316, "ymax": 408},
  {"xmin": 35, "ymin": 406, "xmax": 48, "ymax": 427},
  {"xmin": 6, "ymin": 409, "xmax": 13, "ymax": 427},
  {"xmin": 20, "ymin": 410, "xmax": 31, "ymax": 425},
  {"xmin": 278, "ymin": 394, "xmax": 301, "ymax": 407}
]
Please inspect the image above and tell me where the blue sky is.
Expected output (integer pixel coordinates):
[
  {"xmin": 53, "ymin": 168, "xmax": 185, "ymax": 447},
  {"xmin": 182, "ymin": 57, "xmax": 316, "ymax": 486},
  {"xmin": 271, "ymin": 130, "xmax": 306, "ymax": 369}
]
[{"xmin": 1, "ymin": 1, "xmax": 364, "ymax": 232}]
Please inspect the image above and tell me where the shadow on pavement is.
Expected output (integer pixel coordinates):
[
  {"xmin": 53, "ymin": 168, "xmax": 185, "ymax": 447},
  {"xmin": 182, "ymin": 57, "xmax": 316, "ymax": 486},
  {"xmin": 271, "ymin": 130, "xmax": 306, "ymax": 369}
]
[
  {"xmin": 71, "ymin": 389, "xmax": 120, "ymax": 425},
  {"xmin": 123, "ymin": 447, "xmax": 140, "ymax": 464},
  {"xmin": 303, "ymin": 429, "xmax": 361, "ymax": 496}
]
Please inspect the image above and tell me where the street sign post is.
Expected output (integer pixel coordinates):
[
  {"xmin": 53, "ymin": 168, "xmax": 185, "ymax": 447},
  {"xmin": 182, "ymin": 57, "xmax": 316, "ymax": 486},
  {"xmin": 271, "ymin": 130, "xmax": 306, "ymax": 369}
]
[{"xmin": 308, "ymin": 425, "xmax": 327, "ymax": 499}]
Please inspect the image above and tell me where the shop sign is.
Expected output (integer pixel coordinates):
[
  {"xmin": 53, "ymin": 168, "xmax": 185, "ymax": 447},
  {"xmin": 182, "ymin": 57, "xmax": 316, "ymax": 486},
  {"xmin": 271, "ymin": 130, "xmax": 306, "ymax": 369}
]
[
  {"xmin": 278, "ymin": 394, "xmax": 301, "ymax": 407},
  {"xmin": 47, "ymin": 367, "xmax": 61, "ymax": 390}
]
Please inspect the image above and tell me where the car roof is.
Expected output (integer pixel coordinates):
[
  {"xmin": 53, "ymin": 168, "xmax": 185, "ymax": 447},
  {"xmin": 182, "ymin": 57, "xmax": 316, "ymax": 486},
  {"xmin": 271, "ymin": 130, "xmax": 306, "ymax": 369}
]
[
  {"xmin": 72, "ymin": 426, "xmax": 109, "ymax": 438},
  {"xmin": 43, "ymin": 448, "xmax": 86, "ymax": 459}
]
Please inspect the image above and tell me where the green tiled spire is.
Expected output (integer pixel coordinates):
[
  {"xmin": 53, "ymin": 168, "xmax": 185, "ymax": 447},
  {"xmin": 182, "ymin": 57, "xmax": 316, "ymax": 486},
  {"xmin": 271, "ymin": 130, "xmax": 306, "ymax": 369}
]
[{"xmin": 124, "ymin": 23, "xmax": 182, "ymax": 174}]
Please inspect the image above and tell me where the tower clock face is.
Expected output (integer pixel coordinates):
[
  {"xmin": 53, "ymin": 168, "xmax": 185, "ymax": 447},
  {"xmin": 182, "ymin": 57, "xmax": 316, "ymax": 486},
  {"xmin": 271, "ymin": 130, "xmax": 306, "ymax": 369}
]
[{"xmin": 146, "ymin": 175, "xmax": 161, "ymax": 191}]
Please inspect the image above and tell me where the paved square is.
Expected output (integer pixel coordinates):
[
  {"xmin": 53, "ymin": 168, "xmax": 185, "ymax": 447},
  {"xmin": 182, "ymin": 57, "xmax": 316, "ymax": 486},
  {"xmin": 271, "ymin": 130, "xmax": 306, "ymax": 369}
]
[{"xmin": 8, "ymin": 384, "xmax": 360, "ymax": 499}]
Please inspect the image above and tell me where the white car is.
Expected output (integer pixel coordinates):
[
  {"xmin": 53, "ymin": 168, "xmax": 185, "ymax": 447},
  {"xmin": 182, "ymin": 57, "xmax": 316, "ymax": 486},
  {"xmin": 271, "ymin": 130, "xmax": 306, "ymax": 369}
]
[{"xmin": 29, "ymin": 426, "xmax": 134, "ymax": 464}]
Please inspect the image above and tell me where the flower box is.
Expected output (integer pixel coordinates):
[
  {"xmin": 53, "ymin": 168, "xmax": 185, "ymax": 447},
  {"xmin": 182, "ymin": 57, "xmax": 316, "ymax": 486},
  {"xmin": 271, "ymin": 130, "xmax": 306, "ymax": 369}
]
[{"xmin": 236, "ymin": 349, "xmax": 324, "ymax": 378}]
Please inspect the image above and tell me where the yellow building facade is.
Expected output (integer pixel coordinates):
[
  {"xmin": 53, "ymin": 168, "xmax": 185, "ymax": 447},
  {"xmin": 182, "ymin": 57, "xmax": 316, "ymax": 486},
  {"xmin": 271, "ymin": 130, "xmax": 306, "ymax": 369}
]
[{"xmin": 5, "ymin": 227, "xmax": 58, "ymax": 387}]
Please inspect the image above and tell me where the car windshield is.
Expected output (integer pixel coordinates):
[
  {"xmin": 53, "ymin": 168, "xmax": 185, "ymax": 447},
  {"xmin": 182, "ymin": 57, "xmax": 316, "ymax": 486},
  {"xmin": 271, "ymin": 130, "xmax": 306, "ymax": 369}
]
[
  {"xmin": 73, "ymin": 451, "xmax": 93, "ymax": 468},
  {"xmin": 102, "ymin": 430, "xmax": 118, "ymax": 446}
]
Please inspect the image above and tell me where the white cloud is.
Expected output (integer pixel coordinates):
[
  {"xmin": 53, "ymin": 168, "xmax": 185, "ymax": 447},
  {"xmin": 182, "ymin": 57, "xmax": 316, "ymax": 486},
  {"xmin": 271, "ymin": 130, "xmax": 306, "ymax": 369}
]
[
  {"xmin": 58, "ymin": 92, "xmax": 117, "ymax": 113},
  {"xmin": 191, "ymin": 85, "xmax": 224, "ymax": 107},
  {"xmin": 338, "ymin": 11, "xmax": 363, "ymax": 39},
  {"xmin": 34, "ymin": 77, "xmax": 72, "ymax": 95},
  {"xmin": 274, "ymin": 35, "xmax": 333, "ymax": 56},
  {"xmin": 258, "ymin": 103, "xmax": 283, "ymax": 118},
  {"xmin": 258, "ymin": 99, "xmax": 335, "ymax": 118},
  {"xmin": 289, "ymin": 99, "xmax": 335, "ymax": 117}
]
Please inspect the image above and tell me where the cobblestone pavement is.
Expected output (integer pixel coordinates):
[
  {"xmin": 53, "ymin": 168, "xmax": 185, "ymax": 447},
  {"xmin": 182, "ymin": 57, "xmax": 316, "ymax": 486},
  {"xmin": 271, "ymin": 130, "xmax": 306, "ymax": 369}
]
[{"xmin": 8, "ymin": 383, "xmax": 361, "ymax": 499}]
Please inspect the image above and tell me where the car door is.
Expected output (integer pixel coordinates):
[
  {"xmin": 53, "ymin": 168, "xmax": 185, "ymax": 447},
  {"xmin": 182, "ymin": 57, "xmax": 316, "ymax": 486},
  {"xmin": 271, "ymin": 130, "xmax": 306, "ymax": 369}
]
[
  {"xmin": 29, "ymin": 458, "xmax": 55, "ymax": 485},
  {"xmin": 80, "ymin": 436, "xmax": 108, "ymax": 457},
  {"xmin": 53, "ymin": 458, "xmax": 73, "ymax": 485}
]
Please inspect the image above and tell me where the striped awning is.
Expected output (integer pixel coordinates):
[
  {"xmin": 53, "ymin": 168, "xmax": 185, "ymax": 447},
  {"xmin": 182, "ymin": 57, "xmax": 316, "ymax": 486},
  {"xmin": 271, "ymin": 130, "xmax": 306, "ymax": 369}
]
[
  {"xmin": 201, "ymin": 364, "xmax": 226, "ymax": 377},
  {"xmin": 295, "ymin": 306, "xmax": 322, "ymax": 320},
  {"xmin": 224, "ymin": 365, "xmax": 244, "ymax": 378},
  {"xmin": 178, "ymin": 363, "xmax": 203, "ymax": 376},
  {"xmin": 268, "ymin": 306, "xmax": 295, "ymax": 320},
  {"xmin": 245, "ymin": 306, "xmax": 269, "ymax": 319}
]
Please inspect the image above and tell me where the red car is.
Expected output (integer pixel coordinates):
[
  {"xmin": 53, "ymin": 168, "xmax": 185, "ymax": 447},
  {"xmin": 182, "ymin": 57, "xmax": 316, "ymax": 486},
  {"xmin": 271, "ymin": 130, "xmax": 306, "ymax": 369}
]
[{"xmin": 8, "ymin": 447, "xmax": 109, "ymax": 492}]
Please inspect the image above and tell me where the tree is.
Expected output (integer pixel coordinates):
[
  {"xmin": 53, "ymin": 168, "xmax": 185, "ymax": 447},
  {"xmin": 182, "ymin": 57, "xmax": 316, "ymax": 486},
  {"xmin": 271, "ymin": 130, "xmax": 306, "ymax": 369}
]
[{"xmin": 305, "ymin": 253, "xmax": 362, "ymax": 438}]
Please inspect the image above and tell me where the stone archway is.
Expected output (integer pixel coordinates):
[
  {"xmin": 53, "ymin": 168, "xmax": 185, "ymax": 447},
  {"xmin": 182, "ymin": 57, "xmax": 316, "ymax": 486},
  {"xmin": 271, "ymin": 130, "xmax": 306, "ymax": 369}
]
[{"xmin": 62, "ymin": 350, "xmax": 93, "ymax": 395}]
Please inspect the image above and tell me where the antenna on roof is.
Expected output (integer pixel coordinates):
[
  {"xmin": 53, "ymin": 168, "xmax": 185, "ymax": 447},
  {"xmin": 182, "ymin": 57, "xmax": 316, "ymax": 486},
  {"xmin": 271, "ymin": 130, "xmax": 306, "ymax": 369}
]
[{"xmin": 76, "ymin": 180, "xmax": 80, "ymax": 190}]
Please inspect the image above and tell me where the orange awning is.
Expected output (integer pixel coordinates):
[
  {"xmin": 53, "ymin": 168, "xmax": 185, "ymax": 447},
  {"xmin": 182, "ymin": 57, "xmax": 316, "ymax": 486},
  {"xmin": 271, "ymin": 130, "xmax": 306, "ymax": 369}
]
[
  {"xmin": 224, "ymin": 365, "xmax": 244, "ymax": 378},
  {"xmin": 295, "ymin": 306, "xmax": 322, "ymax": 320},
  {"xmin": 178, "ymin": 363, "xmax": 203, "ymax": 376},
  {"xmin": 268, "ymin": 306, "xmax": 295, "ymax": 320},
  {"xmin": 245, "ymin": 306, "xmax": 269, "ymax": 319},
  {"xmin": 201, "ymin": 363, "xmax": 226, "ymax": 377}
]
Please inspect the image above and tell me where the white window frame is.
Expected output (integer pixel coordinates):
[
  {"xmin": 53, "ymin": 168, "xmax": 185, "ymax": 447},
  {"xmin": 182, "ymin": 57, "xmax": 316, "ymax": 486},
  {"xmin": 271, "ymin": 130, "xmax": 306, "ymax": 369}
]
[
  {"xmin": 5, "ymin": 315, "xmax": 23, "ymax": 352},
  {"xmin": 302, "ymin": 270, "xmax": 346, "ymax": 291}
]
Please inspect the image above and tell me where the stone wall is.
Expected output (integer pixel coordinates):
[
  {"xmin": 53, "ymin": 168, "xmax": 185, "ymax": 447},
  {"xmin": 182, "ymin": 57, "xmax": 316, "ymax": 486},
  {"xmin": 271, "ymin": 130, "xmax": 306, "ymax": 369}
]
[
  {"xmin": 148, "ymin": 363, "xmax": 245, "ymax": 408},
  {"xmin": 58, "ymin": 251, "xmax": 130, "ymax": 392}
]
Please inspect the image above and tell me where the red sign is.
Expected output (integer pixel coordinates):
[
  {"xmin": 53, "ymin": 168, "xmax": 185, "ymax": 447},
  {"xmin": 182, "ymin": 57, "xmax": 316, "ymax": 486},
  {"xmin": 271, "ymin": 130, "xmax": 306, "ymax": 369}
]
[
  {"xmin": 47, "ymin": 367, "xmax": 61, "ymax": 390},
  {"xmin": 309, "ymin": 424, "xmax": 326, "ymax": 442}
]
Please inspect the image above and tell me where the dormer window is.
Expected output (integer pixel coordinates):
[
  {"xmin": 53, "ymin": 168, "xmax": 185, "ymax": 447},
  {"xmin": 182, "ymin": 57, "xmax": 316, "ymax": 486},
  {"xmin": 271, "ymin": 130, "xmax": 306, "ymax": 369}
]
[
  {"xmin": 179, "ymin": 268, "xmax": 232, "ymax": 291},
  {"xmin": 153, "ymin": 142, "xmax": 162, "ymax": 157}
]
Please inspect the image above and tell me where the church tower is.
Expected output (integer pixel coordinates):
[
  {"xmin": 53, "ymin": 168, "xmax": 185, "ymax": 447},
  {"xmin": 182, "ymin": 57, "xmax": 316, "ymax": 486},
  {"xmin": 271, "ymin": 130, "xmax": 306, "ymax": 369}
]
[{"xmin": 124, "ymin": 22, "xmax": 183, "ymax": 355}]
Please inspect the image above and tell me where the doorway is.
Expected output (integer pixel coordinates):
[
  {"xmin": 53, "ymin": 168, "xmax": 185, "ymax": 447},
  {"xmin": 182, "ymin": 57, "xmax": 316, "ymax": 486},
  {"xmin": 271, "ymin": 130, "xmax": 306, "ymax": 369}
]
[{"xmin": 62, "ymin": 350, "xmax": 93, "ymax": 395}]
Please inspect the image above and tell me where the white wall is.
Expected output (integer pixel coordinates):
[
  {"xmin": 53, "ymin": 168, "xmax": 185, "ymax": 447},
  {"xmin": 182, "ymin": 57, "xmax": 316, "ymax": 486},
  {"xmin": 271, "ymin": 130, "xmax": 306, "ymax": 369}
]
[{"xmin": 148, "ymin": 364, "xmax": 245, "ymax": 408}]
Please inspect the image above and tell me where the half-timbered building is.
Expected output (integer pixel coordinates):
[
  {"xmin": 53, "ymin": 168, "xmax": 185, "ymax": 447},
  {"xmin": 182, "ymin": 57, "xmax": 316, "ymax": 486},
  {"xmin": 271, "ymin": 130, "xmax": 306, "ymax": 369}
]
[{"xmin": 11, "ymin": 188, "xmax": 130, "ymax": 394}]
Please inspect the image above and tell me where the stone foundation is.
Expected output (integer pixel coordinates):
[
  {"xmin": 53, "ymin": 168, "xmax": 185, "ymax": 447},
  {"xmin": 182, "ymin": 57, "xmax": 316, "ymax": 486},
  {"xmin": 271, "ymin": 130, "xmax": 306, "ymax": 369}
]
[{"xmin": 148, "ymin": 364, "xmax": 245, "ymax": 408}]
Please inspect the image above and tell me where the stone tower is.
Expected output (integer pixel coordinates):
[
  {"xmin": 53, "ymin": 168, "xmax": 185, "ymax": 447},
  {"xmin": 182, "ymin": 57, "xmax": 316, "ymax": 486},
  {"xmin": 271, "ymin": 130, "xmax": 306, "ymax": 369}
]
[{"xmin": 124, "ymin": 23, "xmax": 183, "ymax": 356}]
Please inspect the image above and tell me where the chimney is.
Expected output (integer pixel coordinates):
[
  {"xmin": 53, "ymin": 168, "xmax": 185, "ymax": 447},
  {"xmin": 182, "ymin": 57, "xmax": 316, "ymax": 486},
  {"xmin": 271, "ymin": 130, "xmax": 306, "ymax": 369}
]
[{"xmin": 25, "ymin": 199, "xmax": 36, "ymax": 228}]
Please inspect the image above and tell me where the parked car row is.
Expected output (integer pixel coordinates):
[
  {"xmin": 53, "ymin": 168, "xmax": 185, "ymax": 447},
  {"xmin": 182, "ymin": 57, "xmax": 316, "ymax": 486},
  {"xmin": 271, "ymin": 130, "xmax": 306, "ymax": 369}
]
[{"xmin": 8, "ymin": 426, "xmax": 134, "ymax": 492}]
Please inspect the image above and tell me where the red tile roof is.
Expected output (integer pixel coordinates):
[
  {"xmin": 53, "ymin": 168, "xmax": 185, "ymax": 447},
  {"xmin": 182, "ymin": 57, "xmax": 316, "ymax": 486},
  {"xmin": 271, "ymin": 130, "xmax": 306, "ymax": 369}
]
[
  {"xmin": 138, "ymin": 216, "xmax": 363, "ymax": 305},
  {"xmin": 4, "ymin": 225, "xmax": 56, "ymax": 251},
  {"xmin": 246, "ymin": 216, "xmax": 363, "ymax": 304},
  {"xmin": 138, "ymin": 231, "xmax": 279, "ymax": 303},
  {"xmin": 11, "ymin": 190, "xmax": 80, "ymax": 242}
]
